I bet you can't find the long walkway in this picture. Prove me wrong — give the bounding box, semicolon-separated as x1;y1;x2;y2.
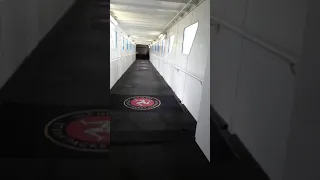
111;59;197;144
0;0;269;179
110;60;270;179
110;59;211;179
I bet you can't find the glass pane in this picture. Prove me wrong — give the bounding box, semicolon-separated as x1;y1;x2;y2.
169;35;175;53
122;36;124;49
182;22;198;55
162;39;166;52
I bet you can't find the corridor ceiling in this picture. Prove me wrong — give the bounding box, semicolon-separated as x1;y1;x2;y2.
110;0;201;45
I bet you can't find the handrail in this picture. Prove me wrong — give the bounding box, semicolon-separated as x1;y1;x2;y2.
110;54;135;62
211;16;300;67
151;54;204;84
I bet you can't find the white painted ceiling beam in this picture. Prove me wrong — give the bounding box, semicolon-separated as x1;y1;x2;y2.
111;11;175;19
110;2;181;12
119;22;164;28
156;0;197;5
117;20;168;25
110;7;178;15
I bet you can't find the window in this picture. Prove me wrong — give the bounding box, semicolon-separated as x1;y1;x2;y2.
115;32;117;48
162;39;166;52
126;39;128;50
121;36;124;50
110;22;117;49
182;22;198;55
168;35;174;53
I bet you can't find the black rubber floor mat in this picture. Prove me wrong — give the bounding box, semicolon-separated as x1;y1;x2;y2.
111;111;196;132
110;95;183;112
111;87;175;96
112;131;195;145
111;141;210;180
111;110;196;144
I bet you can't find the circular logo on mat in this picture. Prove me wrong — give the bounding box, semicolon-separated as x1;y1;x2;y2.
124;96;161;110
44;110;110;152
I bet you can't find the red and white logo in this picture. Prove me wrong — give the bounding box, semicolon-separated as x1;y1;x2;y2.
124;96;161;110
45;110;110;152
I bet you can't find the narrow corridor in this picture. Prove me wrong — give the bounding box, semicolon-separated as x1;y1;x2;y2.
0;0;270;179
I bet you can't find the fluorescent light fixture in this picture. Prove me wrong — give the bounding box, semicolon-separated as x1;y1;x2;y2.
110;15;118;26
158;34;164;39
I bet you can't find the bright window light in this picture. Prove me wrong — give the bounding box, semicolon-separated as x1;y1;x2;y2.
182;22;198;55
121;36;124;50
115;32;117;48
168;35;175;53
162;39;166;52
110;22;117;49
126;39;128;50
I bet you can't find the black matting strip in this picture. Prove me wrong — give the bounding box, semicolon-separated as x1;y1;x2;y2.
110;111;197;134
111;140;210;180
111;60;173;96
111;130;195;145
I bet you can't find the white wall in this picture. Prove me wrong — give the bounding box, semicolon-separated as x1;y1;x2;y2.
150;0;210;160
0;0;75;89
210;0;308;180
195;55;210;161
110;24;136;89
